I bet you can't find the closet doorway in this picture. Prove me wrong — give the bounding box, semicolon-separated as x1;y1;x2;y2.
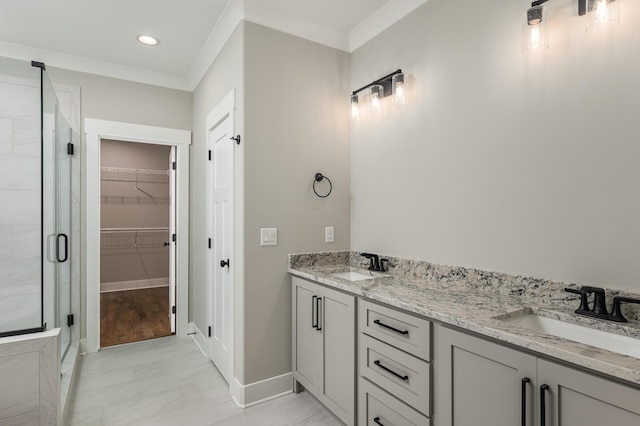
99;140;176;346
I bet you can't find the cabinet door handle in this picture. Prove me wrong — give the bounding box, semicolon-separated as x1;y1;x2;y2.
316;297;322;331
540;384;550;426
373;360;409;381
311;295;317;329
373;319;409;335
521;377;531;426
373;417;384;426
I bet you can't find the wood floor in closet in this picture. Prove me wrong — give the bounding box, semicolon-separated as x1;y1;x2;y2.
100;287;172;347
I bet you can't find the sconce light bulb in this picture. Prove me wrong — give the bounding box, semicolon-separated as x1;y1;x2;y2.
370;85;384;114
596;0;608;21
587;0;620;32
531;25;541;46
371;96;382;113
351;96;360;121
392;73;406;105
523;5;548;52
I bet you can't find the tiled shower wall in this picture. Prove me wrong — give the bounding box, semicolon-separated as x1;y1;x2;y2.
0;75;41;333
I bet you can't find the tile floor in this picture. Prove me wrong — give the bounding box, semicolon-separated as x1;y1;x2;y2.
66;336;342;425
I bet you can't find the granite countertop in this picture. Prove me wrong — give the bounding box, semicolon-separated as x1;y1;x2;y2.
288;252;640;387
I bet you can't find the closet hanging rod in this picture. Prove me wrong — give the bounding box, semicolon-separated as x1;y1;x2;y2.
100;166;169;176
101;227;169;233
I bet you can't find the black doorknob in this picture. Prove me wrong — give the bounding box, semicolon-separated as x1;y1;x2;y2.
220;259;230;268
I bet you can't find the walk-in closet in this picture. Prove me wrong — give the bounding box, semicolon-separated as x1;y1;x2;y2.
100;139;175;346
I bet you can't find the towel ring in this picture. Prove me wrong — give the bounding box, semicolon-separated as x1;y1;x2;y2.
313;173;332;198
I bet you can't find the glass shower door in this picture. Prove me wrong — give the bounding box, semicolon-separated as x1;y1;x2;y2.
55;106;72;358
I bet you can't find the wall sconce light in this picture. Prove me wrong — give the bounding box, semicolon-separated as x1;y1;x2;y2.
350;69;404;120
584;0;620;32
351;94;360;121
392;73;406;105
524;1;549;52
370;85;384;114
523;0;620;53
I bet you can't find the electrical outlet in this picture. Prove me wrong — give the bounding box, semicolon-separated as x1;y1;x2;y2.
325;226;334;243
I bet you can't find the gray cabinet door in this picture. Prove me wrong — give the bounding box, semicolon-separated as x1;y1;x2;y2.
318;284;356;426
437;326;537;426
292;277;321;394
538;359;640;426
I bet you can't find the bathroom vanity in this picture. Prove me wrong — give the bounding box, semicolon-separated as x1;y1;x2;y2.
289;251;640;426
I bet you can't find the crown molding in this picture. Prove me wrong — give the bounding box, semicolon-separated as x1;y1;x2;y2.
0;41;190;91
187;0;245;91
0;0;430;91
349;0;430;52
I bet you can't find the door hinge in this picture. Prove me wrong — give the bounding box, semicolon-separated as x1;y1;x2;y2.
171;306;176;314
208;238;211;249
208;150;212;161
208;326;212;337
67;314;74;327
172;233;177;243
172;161;176;170
67;143;74;155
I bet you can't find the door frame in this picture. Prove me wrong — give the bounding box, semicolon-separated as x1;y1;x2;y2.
205;89;235;383
84;118;191;353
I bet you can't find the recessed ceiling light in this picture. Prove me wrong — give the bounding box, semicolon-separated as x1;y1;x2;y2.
137;35;159;46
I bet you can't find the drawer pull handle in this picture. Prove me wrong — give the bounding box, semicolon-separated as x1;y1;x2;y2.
521;377;531;426
373;319;409;335
540;384;549;426
373;417;384;426
374;360;409;381
312;295;317;329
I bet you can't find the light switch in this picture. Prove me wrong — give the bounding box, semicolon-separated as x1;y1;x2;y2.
325;226;334;243
260;228;277;246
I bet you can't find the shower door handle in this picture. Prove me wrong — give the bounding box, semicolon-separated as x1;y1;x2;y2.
57;233;69;263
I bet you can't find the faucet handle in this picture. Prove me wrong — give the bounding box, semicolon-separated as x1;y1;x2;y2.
360;253;376;270
580;286;608;315
380;259;389;272
610;296;640;323
565;287;591;313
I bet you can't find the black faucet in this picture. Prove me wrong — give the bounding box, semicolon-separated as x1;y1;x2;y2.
564;286;609;319
610;296;640;322
565;287;640;322
361;253;387;272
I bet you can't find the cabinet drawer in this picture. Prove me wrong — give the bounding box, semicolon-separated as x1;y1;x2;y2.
359;378;430;426
360;334;431;416
359;299;430;361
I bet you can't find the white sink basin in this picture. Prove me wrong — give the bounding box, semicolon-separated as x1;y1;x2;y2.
331;271;383;281
501;313;640;359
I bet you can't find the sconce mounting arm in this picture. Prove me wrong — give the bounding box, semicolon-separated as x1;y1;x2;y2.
352;69;403;97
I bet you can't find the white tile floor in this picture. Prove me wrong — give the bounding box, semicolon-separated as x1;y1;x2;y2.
66;336;343;425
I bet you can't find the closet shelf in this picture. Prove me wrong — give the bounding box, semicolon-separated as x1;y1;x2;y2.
100;167;169;184
101;227;170;251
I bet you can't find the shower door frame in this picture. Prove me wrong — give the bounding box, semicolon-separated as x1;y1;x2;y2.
84;119;191;353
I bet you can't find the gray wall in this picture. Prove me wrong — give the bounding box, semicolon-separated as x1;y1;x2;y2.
243;23;350;383
47;68;192;130
191;22;246;378
351;0;640;290
191;21;351;386
100;140;171;286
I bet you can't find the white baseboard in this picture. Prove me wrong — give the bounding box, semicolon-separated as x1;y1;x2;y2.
230;372;293;408
188;322;209;358
100;278;169;293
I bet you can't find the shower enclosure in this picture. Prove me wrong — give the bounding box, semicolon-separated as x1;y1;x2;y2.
0;56;76;361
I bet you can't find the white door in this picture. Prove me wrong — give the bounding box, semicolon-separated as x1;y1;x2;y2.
206;92;235;385
169;147;177;333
